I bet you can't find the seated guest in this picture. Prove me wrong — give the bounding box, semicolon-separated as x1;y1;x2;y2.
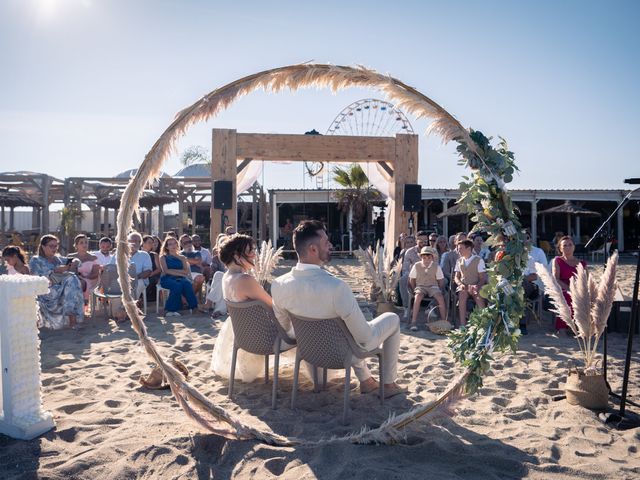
440;232;466;289
453;239;487;325
179;234;205;297
200;234;229;316
69;234;100;303
400;231;428;319
552;236;586;333
109;232;152;301
271;220;405;398
435;235;449;257
142;235;162;302
471;233;491;262
392;233;406;263
2;245;30;274
192;234;213;282
519;230;548;335
159;236;198;317
29;234;84;329
408;246;447;331
93;237;113;266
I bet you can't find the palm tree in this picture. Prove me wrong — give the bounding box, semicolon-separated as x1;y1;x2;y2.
180;145;210;166
333;164;380;249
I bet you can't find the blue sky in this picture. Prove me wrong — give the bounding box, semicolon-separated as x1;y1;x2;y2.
1;0;638;191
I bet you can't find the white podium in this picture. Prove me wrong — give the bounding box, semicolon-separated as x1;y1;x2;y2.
0;275;55;440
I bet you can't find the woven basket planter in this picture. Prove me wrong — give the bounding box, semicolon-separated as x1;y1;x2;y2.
565;368;608;410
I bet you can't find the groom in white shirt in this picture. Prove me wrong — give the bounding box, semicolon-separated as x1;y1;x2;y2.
271;220;405;398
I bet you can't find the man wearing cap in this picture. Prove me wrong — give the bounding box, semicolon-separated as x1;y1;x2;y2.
400;230;429;319
408;246;447;331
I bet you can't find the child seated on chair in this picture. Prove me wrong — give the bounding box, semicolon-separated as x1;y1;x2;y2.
453;239;487;326
408;246;447;331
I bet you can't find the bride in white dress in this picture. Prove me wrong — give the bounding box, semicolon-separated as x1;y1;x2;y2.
210;234;295;382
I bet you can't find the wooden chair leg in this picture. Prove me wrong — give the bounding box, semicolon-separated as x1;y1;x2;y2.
229;345;238;398
342;365;351;425
378;353;385;405
264;355;269;384
291;351;301;409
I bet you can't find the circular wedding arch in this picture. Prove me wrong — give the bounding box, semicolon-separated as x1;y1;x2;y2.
115;64;526;445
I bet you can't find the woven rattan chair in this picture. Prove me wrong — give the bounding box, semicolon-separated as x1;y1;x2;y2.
288;312;384;425
226;299;296;409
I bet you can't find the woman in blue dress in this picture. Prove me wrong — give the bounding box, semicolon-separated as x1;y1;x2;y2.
159;236;198;317
29;234;85;329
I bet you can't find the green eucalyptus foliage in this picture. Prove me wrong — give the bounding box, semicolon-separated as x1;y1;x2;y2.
448;130;528;394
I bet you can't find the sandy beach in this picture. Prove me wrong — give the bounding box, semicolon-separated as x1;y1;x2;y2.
1;259;639;479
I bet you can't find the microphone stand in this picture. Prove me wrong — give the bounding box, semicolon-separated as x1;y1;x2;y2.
587;186;640;428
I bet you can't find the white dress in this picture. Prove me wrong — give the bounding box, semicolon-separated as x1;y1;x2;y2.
210;271;295;382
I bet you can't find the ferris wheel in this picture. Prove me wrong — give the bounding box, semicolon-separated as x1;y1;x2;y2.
305;99;414;187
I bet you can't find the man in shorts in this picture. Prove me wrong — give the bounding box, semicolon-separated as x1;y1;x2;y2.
408;246;446;331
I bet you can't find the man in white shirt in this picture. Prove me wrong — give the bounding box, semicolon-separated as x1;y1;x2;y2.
271;220;405;398
520;230;548;334
192;234;213;281
109;232;152;299
93;237;113;266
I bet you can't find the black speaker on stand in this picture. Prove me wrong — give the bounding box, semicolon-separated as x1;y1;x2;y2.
403;184;422;235
586;177;640;430
214;180;233;233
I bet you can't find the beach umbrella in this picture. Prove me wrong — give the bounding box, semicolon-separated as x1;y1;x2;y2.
538;201;601;235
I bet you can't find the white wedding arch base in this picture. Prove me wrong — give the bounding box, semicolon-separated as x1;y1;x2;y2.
0;276;55;440
116;64;523;445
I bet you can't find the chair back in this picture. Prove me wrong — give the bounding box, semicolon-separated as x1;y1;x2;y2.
225;299;292;355
288;313;356;369
99;263;136;296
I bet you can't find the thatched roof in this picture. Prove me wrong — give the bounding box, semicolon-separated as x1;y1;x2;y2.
0;191;41;207
538;201;601;216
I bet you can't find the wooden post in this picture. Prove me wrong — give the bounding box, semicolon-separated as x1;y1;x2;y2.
391;134;419;247
158;204;164;236
210;129;237;241
530;200;538;246
251;184;258;240
103;207;109;236
41;176;50;234
92;206;100;235
191;193;197;235
259;187;267;243
177;187;184;235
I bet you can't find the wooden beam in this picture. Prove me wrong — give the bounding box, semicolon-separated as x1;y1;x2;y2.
236;133;396;163
237;158;252;174
377;161;394;179
390;134;419;246
211;129;237;241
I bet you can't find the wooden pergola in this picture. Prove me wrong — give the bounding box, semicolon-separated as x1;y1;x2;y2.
210;129;419;245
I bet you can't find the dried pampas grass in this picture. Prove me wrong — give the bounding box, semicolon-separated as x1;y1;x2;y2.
252;240;284;287
116;64;477;444
537;252;618;374
354;241;401;303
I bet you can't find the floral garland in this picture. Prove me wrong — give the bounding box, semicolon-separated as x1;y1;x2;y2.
448;130;528;394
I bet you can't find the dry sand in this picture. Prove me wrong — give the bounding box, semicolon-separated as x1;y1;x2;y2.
1;259;639;479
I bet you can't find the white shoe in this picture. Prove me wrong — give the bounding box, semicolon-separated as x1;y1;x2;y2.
166;311;181;317
403;308;409;319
